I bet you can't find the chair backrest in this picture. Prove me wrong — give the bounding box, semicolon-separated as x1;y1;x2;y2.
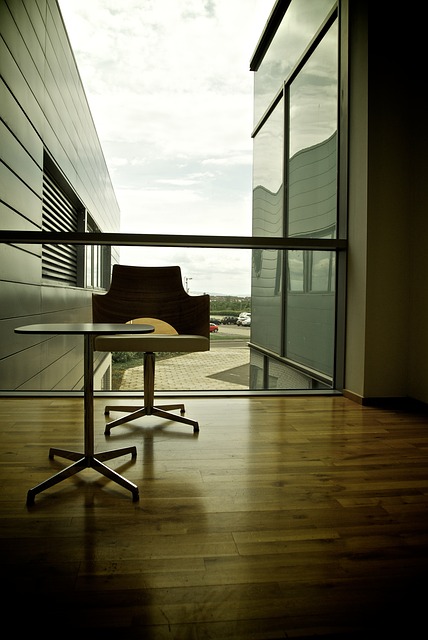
92;265;210;339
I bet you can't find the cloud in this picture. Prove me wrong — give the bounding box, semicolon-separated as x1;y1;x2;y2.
117;183;252;236
203;154;253;167
119;245;252;296
58;0;273;294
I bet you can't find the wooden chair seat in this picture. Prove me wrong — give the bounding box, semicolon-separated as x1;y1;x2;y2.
95;333;209;353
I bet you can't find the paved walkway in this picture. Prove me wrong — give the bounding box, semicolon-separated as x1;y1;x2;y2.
121;347;250;391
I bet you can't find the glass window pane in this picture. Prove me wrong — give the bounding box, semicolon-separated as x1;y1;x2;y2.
253;99;284;238
251;98;284;355
251;249;283;353
286;250;336;376
288;21;338;239
288;250;304;292
254;0;336;125
311;250;333;292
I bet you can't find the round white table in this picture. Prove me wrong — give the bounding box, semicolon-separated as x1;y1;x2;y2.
15;323;154;505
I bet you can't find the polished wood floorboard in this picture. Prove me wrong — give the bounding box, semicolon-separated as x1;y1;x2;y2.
1;395;428;638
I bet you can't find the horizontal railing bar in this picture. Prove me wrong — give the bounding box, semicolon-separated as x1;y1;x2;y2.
1;231;347;250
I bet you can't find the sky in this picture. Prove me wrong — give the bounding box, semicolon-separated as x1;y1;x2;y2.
58;0;274;295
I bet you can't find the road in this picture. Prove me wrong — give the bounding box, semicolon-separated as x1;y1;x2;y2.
210;324;250;348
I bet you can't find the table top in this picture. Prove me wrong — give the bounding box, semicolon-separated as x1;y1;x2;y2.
15;323;155;335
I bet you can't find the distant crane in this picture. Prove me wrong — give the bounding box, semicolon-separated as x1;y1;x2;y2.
185;276;192;293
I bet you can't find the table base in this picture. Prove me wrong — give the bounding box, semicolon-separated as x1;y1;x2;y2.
26;446;139;505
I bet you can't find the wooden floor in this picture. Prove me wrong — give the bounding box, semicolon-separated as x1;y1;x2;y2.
1;394;428;639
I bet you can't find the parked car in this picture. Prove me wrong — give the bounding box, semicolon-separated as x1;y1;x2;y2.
210;323;219;333
236;312;251;326
221;316;237;325
210;318;220;325
241;317;251;327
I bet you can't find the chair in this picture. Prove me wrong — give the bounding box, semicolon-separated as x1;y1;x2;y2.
92;265;210;435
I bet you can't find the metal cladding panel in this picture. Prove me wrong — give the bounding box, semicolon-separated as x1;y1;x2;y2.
0;0;118;390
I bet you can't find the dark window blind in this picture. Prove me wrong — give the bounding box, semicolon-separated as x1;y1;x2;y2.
42;170;79;284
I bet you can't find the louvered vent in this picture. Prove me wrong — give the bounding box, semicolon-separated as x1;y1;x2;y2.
42;170;79;284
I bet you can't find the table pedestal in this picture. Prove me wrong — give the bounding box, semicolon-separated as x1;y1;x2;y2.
26;332;139;505
26;446;139;505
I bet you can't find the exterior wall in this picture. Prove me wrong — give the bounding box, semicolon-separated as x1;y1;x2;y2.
342;0;369;400
344;0;428;404
407;103;428;402
0;0;119;390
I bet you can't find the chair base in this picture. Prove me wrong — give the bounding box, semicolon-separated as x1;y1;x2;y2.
104;404;199;435
104;351;200;435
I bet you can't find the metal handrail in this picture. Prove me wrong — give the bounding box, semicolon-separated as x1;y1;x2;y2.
1;231;347;250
